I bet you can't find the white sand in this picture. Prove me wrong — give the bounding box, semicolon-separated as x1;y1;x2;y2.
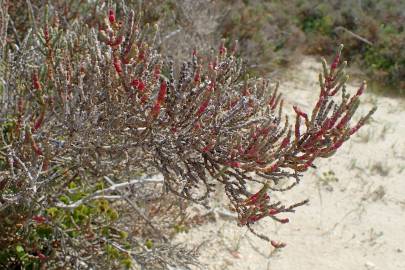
175;57;405;270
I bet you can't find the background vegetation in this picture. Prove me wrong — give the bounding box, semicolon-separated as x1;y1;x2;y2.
218;0;405;95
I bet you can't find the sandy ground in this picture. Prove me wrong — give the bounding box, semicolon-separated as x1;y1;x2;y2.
175;57;405;270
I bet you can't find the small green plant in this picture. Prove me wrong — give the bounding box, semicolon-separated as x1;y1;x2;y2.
318;170;339;191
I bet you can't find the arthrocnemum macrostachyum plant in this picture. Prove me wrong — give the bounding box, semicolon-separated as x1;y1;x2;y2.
0;4;376;269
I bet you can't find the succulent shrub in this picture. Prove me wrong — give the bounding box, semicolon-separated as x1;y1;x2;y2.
0;2;375;269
